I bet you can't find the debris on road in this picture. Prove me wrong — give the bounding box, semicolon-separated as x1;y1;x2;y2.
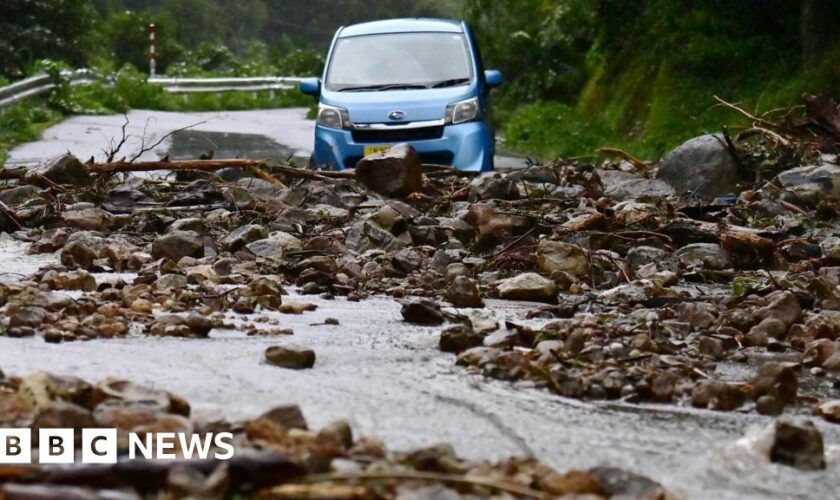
0;370;670;499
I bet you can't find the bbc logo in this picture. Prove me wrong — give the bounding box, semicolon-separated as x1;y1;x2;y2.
0;429;117;464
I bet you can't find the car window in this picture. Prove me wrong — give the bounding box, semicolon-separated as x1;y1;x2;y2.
326;32;473;91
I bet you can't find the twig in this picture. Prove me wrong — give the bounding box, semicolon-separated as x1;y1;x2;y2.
88;159;269;174
302;471;547;499
105;113;131;163
247;163;287;188
713;95;778;128
128;118;212;163
597;147;648;170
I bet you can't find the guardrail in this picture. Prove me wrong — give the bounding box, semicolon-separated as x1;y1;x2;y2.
0;69;99;109
148;76;303;93
0;71;303;110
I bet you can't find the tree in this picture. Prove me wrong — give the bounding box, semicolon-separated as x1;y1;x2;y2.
0;0;96;78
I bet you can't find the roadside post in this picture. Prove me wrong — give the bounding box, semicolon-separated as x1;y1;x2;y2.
148;23;157;78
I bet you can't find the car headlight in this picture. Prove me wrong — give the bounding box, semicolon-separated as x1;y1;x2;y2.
445;97;479;125
317;104;350;129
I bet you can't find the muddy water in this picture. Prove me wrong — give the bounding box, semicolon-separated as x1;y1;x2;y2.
3;112;840;499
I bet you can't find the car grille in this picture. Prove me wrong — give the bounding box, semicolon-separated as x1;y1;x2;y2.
351;125;444;143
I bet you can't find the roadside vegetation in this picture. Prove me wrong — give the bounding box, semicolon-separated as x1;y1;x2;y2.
5;1;838;165
465;0;840;160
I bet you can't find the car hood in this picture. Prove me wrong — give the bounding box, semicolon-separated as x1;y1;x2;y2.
320;86;474;124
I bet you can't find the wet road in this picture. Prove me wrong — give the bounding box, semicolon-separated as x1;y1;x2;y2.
3;111;839;499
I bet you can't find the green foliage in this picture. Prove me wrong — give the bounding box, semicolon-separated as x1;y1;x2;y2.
0;0;97;79
0;100;62;166
504;102;613;159
467;0;840;161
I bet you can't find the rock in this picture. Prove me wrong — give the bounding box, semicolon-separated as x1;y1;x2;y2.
0;185;42;205
777;163;840;204
691;379;745;411
536;240;588;278
468;172;520;201
222;224;268;252
154;273;188;291
354;143;422;197
497;273;557;303
625;246;674;276
31;401;95;435
400;300;445;325
588;466;666;499
258;404;308;430
756;291;802;328
769;417;825;470
446;276;483;308
24;154;89;187
62;207;114;232
60;241;98;270
656;134;741;199
184;313;214;337
235;177;301;205
676;243;732;270
540;470;606;496
749;362;799;412
747;318;787;345
816;400;840;423
246;232;302;258
58;270;96;291
264;345;316;369
439;325;484;353
167;218;206;234
9;306;46;328
464;203;530;245
151;231;203;262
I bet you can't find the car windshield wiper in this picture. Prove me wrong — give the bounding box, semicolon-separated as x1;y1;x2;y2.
429;78;471;88
338;83;429;92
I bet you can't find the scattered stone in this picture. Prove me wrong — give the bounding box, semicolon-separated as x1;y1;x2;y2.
264;346;316;369
536;240;589;278
400;300;445;325
446;276;483;308
151;231;204;262
769;417;825;470
24;153;89;187
497;273;557;303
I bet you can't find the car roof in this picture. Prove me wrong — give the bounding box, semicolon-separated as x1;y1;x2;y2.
338;18;463;38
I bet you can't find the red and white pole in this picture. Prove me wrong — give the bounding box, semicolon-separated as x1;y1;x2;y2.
148;23;157;78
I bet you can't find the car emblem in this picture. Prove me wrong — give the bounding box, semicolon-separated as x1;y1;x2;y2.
388;110;406;120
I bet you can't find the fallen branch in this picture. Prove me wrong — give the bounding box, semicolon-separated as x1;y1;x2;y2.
266;164;353;181
88;159;270;174
597;147;648;170
713;95;778;128
247;163;288;188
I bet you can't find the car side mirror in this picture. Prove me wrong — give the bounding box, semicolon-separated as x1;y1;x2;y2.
484;70;502;89
299;78;321;96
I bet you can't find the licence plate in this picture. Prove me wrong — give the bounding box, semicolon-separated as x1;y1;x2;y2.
363;145;392;156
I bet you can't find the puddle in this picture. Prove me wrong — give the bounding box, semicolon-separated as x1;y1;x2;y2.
166;130;296;163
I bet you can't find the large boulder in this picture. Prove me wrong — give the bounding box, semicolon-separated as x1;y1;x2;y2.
24;154;90;187
151;231;204;262
355;143;422;197
656;134;740;199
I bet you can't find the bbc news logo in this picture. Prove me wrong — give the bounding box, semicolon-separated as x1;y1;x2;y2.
0;429;234;464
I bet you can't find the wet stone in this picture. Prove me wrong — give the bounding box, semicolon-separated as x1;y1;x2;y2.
264;345;316;370
769;417;825;470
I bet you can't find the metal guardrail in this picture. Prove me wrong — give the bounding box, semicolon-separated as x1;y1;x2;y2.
0;71;303;109
148;76;303;93
0;69;99;109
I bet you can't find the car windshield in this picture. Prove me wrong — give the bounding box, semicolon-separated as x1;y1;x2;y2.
326;32;473;91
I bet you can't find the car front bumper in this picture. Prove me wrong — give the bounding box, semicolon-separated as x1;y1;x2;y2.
312;120;494;172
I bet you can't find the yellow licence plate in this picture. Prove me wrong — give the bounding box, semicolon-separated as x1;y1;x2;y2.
363;145;392;156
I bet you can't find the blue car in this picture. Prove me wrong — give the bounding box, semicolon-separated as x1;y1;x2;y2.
299;18;502;172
